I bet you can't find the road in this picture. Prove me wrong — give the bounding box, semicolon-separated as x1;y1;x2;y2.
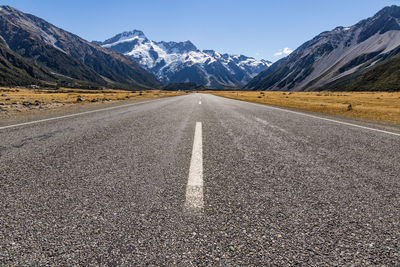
1;93;399;265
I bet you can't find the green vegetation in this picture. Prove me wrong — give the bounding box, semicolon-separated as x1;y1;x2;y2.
0;43;54;85
336;53;400;91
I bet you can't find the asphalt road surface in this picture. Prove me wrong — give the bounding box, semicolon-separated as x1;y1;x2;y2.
1;93;399;266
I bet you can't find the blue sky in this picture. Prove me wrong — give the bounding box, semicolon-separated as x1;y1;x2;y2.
2;0;400;61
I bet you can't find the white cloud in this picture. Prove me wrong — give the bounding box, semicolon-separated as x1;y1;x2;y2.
283;47;293;54
274;47;293;57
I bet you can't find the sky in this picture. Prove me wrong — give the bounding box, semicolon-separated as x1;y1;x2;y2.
2;0;400;61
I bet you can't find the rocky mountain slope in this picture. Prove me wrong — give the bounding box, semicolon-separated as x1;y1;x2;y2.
323;45;400;91
0;6;161;89
246;5;400;91
95;30;271;89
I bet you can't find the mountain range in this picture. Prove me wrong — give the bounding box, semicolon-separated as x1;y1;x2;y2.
246;5;400;91
1;5;400;91
0;5;160;89
94;31;271;89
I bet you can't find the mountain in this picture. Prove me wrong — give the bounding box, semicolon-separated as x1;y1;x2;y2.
95;30;271;89
246;5;400;91
0;6;161;89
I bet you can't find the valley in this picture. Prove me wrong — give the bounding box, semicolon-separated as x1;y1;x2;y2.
1;2;400;266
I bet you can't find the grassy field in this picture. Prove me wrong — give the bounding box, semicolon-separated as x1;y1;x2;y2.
0;88;186;117
0;88;185;104
206;91;400;125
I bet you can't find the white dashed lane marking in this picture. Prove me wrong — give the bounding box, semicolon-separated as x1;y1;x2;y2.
184;122;204;215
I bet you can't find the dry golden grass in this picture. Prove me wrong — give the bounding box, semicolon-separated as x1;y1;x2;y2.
0;88;186;119
0;87;185;104
206;91;400;125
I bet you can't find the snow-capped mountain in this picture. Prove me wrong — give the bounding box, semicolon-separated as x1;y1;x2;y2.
95;30;272;89
246;5;400;91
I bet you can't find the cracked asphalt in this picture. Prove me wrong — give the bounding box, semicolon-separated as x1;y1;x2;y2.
1;93;399;266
